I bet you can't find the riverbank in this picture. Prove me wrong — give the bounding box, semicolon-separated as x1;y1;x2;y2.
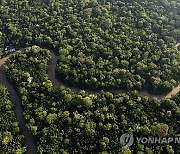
0;53;37;154
48;51;179;99
0;46;179;153
1;48;179;101
175;42;180;51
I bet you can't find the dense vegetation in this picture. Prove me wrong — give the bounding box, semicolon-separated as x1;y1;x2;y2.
4;46;180;153
0;84;26;154
0;0;179;93
55;0;180;93
0;0;180;153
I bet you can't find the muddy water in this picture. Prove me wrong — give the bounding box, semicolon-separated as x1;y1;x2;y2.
0;55;37;154
48;52;179;99
175;43;180;49
48;52;97;94
0;47;179;154
0;55;11;66
165;84;180;99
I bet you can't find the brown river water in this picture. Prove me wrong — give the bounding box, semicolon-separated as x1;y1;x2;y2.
0;56;37;154
0;45;179;154
48;52;179;99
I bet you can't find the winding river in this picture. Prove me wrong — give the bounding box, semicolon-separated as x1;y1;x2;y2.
0;55;37;154
48;51;180;99
175;43;180;50
0;44;179;154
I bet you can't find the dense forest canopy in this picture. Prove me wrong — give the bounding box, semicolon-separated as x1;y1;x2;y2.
0;0;179;93
4;46;180;153
0;0;179;153
0;84;26;153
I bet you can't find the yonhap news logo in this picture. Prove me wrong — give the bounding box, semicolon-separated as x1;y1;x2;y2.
120;133;180;147
120;133;134;147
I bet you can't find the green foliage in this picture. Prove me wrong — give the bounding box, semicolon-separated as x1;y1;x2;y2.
0;84;26;153
4;47;180;153
0;0;179;153
0;0;179;93
155;123;169;137
120;146;132;154
52;0;180;93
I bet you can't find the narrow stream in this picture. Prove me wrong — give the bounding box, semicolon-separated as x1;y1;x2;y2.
0;57;37;154
48;52;180;99
175;43;180;49
0;45;179;154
